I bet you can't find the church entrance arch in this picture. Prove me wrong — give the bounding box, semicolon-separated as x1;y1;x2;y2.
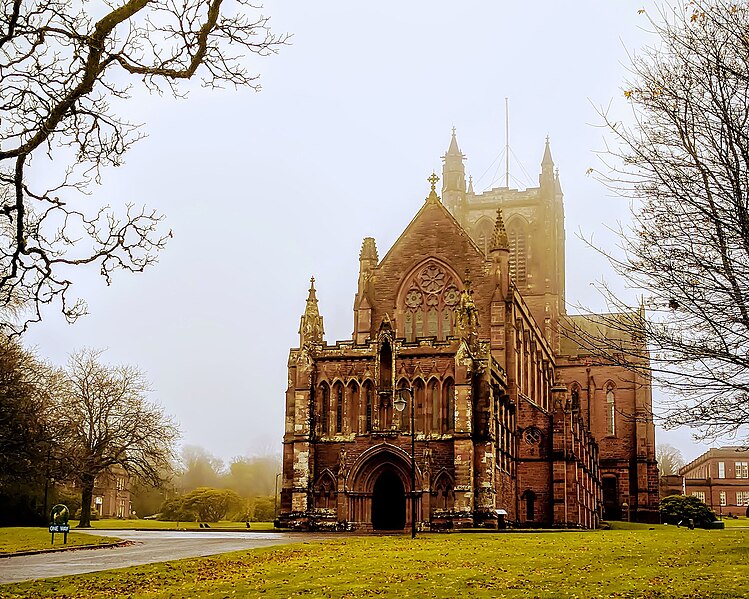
347;443;421;531
372;469;406;530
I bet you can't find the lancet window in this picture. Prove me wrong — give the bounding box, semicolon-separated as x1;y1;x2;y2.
606;382;616;436
507;219;528;287
474;218;494;256
320;382;330;435
400;261;461;342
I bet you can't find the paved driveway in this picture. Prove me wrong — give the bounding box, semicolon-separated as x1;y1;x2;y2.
0;529;327;585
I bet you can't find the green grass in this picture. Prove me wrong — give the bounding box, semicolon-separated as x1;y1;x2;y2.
720;515;749;528
0;527;119;555
71;519;276;530
3;527;748;598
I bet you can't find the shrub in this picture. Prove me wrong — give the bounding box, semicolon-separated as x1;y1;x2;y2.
659;494;716;527
158;487;241;522
73;508;99;521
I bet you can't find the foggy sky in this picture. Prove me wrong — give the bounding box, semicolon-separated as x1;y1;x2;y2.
24;1;721;464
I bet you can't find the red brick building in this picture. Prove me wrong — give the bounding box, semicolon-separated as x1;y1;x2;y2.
280;133;659;530
678;447;749;517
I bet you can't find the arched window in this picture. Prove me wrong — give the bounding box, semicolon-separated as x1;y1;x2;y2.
473;218;494;256
320;383;330;435
400;260;461;342
429;379;440;433
443;378;455;432
315;472;336;509
433;473;454;510
334;382;344;434
413;379;425;433
364;382;373;433
348;382;359;434
507;219;528;287
606;383;616;436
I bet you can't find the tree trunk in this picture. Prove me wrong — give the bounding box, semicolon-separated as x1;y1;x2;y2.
78;477;95;528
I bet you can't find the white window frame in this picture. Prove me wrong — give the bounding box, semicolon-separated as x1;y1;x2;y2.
735;461;748;479
718;462;725;479
719;491;727;506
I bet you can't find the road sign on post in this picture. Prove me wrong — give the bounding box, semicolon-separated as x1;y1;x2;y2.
49;504;70;545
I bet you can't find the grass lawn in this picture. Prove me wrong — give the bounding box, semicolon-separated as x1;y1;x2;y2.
720;516;749;528
3;526;748;598
0;527;119;555
72;519;276;531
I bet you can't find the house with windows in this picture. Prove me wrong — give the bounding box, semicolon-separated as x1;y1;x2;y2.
678;447;749;516
279;131;659;531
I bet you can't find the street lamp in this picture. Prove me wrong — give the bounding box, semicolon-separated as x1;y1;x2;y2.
274;472;282;519
393;387;417;539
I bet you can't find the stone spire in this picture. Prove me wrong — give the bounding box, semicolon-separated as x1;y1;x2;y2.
540;136;555;189
446;126;462;156
467;174;474;194
490;208;509;251
299;276;324;346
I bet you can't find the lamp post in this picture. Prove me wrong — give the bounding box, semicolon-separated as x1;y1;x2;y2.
274;472;282;519
393;387;417;539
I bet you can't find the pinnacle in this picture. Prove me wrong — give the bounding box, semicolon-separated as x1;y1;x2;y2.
490;208;509;251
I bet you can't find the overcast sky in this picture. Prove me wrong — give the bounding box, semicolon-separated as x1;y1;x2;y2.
24;1;725;465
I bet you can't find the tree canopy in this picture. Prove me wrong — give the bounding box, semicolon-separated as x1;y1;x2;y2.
575;0;749;440
0;0;286;333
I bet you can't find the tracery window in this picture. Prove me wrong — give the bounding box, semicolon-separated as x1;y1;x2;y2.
401;261;461;342
433;473;454;510
606;383;616;436
507;219;528;287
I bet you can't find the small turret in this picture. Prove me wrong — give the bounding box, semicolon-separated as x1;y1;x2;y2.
299;277;324;346
442;127;467;214
354;238;378;344
539;136;555;190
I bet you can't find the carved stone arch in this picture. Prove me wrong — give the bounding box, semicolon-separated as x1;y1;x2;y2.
432;469;455;510
314;468;337;509
347;379;360;434
604;380;616;436
426;376;441;433
346;443;423;493
473;216;495;256
396;258;464;342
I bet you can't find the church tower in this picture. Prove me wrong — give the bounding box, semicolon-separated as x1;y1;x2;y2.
441;128;466;216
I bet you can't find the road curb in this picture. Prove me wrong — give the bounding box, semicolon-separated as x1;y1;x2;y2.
0;540;131;559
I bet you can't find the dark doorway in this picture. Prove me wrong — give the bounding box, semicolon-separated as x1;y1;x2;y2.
602;476;621;520
372;470;406;530
524;491;536;521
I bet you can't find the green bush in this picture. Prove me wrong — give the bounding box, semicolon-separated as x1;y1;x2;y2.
158;487;241;522
659;494;716;527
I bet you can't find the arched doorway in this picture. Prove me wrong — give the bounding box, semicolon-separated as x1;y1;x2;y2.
372;470;406;530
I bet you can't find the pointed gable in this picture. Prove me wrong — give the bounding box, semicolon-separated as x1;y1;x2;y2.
369;179;496;340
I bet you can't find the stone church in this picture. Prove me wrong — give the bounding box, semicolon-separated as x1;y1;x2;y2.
279;131;659;530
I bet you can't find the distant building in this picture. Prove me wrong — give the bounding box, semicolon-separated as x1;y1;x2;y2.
679;447;749;516
61;465;132;518
280;131;659;531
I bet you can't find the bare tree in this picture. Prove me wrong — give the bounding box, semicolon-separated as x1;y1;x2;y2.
575;0;749;440
656;444;686;476
56;348;179;527
0;0;287;333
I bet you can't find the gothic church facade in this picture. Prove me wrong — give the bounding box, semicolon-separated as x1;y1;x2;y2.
280;132;659;530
